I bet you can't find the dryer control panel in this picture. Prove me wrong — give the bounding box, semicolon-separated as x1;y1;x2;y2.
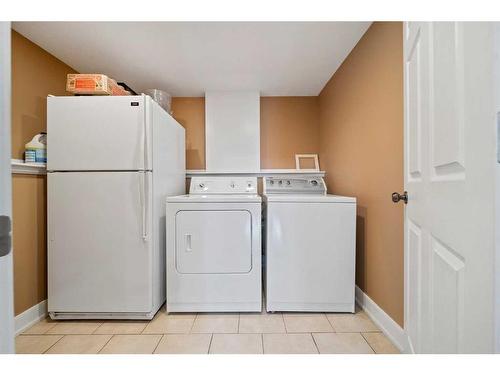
190;176;258;195
263;176;326;195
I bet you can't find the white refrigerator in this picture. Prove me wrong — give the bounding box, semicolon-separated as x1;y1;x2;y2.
47;94;185;320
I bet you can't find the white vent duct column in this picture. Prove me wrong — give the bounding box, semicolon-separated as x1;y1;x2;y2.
205;91;260;172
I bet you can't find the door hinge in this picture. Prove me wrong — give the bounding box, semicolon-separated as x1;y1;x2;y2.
497;112;500;163
0;215;12;257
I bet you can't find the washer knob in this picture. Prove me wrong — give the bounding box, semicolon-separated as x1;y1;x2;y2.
310;180;318;186
286;180;291;185
199;183;205;189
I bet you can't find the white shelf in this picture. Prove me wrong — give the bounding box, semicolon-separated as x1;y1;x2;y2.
186;169;325;177
10;162;324;178
11;159;47;175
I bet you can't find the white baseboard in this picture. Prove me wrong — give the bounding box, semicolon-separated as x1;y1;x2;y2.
355;286;410;353
14;300;47;336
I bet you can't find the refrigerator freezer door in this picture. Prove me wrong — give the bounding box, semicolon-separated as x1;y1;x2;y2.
47;96;152;171
48;171;153;313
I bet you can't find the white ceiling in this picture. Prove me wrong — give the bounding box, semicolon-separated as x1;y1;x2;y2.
13;22;371;97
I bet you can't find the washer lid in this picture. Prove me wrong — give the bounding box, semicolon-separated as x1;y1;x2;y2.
167;194;262;203
264;194;356;203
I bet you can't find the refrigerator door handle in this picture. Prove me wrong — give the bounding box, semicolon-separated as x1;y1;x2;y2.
143;94;149;170
139;172;148;242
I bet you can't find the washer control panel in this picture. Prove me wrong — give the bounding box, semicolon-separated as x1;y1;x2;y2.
263;176;326;195
190;176;257;195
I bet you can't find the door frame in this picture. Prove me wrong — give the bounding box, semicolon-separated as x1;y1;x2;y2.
0;22;15;354
494;22;500;354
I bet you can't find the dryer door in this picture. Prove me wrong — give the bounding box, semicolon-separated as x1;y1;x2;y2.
175;210;252;274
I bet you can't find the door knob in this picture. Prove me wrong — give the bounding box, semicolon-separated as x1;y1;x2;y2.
392;191;408;204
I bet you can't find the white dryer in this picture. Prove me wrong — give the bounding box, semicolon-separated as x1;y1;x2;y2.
263;175;356;313
166;176;261;312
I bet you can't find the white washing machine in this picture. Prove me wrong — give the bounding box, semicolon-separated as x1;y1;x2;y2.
166;176;261;312
263;175;356;313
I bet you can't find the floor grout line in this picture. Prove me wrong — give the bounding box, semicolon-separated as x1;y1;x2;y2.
44;323;59;335
326;315;336;332
139;323;148;335
41;334;65;354
97;334;115;354
310;332;320;354
188;315;196;334
151;334;164;354
207;333;213;354
90;322;103;335
360;332;377;354
139;311;158;335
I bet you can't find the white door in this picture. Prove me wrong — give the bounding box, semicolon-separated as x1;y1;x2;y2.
0;22;15;354
48;171;153;313
175;210;252;274
403;22;496;353
47;95;152;171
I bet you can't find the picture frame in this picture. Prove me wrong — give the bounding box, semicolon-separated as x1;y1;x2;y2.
295;154;320;171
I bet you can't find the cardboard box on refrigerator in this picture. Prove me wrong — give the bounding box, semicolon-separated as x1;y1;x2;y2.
66;74;129;96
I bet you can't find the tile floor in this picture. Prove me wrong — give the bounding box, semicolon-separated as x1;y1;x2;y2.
16;305;400;354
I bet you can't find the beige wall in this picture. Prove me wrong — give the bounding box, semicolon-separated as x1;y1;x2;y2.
172;96;320;170
11;30;77;315
171;97;206;170
11;31;77;159
260;97;319;169
12;175;47;316
318;22;404;326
